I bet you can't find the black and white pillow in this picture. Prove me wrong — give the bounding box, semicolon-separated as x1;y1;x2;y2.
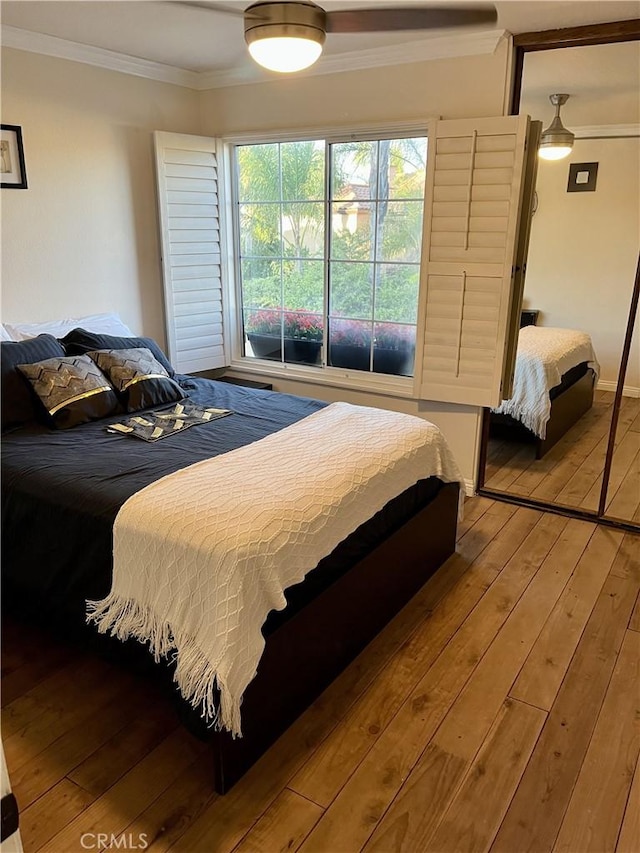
61;329;176;377
17;354;120;429
1;334;67;431
87;348;185;413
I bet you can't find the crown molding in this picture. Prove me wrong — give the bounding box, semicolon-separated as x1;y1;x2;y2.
2;24;505;91
574;123;640;138
1;26;200;88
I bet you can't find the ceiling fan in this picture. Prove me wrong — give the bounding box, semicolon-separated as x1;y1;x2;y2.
175;1;498;73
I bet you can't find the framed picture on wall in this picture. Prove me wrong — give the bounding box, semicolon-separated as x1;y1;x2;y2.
567;161;598;193
1;124;28;189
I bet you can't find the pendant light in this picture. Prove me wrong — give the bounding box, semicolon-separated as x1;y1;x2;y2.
538;94;575;161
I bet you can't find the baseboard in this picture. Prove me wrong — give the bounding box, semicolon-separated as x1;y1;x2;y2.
464;478;475;497
596;381;640;398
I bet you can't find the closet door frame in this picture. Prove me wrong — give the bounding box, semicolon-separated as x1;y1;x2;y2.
477;18;640;534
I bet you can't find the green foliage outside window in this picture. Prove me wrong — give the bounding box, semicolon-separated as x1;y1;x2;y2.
236;135;427;371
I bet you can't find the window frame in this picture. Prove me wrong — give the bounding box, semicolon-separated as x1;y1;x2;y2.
221;120;433;399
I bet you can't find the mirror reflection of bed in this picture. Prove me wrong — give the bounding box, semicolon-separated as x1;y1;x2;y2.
480;37;640;524
484;314;637;514
486;349;640;520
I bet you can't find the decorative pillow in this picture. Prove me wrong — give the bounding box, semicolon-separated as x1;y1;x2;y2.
87;348;185;413
1;334;67;431
5;312;133;342
61;329;175;377
16;355;120;429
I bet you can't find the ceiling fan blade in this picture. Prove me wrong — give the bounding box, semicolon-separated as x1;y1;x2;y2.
325;5;497;34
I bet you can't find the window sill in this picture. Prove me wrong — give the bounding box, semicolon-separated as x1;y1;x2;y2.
227;357;417;400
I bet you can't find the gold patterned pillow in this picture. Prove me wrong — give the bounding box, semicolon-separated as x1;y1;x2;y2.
87;348;184;413
17;354;120;429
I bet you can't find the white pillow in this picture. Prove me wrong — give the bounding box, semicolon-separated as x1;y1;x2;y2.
0;325;13;341
5;312;134;342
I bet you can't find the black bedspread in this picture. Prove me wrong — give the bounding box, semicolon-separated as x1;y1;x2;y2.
2;378;325;616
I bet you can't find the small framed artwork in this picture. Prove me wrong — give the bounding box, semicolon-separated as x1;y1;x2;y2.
1;124;28;189
567;162;598;193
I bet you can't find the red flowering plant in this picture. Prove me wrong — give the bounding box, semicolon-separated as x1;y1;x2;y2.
247;312;413;349
329;318;373;347
246;309;323;341
284;311;323;340
330;319;415;350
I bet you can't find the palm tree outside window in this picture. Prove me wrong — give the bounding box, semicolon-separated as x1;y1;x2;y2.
235;134;427;376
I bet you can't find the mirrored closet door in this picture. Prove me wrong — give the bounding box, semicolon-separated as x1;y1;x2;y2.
599;265;640;525
478;21;640;532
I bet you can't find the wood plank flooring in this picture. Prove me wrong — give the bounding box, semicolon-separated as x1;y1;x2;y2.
485;390;640;522
2;498;639;853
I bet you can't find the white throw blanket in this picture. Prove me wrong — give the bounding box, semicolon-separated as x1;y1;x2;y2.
87;402;464;736
492;326;599;439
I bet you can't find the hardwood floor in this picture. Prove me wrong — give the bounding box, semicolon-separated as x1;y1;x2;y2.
2;498;639;853
484;391;640;522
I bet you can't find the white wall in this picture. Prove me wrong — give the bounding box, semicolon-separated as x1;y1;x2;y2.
0;48;202;346
198;42;510;135
523;136;640;390
520;41;640;128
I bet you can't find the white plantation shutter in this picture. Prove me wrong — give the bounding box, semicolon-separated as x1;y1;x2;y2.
154;132;228;374
414;115;535;407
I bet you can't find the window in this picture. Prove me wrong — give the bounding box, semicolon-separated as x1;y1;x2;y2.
234;133;427;378
155;116;533;403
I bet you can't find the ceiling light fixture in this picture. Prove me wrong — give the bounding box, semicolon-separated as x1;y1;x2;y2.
538;93;575;161
177;1;498;75
244;1;326;73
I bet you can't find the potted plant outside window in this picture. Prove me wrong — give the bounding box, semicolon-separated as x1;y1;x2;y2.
245;309;323;365
246;311;415;375
327;319;372;372
328;319;416;376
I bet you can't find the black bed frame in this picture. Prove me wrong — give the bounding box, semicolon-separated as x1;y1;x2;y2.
490;365;596;459
534;368;596;458
193;480;459;793
489;311;597;459
4;479;459;795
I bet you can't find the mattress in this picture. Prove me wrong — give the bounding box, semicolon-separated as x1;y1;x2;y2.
1;378;449;632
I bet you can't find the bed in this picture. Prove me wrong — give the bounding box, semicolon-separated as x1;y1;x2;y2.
490;324;599;459
1;328;463;793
